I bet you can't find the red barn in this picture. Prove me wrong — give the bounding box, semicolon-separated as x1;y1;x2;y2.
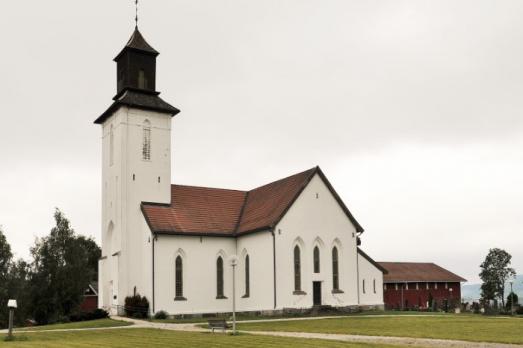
79;282;98;312
378;262;466;311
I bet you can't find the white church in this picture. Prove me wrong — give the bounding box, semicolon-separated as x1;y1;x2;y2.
97;27;385;316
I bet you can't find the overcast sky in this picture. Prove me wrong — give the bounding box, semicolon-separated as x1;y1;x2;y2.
1;0;522;283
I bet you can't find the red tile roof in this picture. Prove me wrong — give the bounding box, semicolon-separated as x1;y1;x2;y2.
378;262;467;283
142;166;363;236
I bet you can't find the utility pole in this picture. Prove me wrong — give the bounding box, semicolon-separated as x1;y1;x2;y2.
509;281;514;316
229;255;238;335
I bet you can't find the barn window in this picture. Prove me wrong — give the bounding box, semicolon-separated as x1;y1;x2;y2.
294;245;301;292
313;246;320;273
384;284;387;290
373;279;376;293
416;283;419;290
363;279;366;294
174;256;184;300
395;283;398;291
244;254;250;297
109;124;114;166
445;282;448;289
426;282;429;290
216;256;225;299
435;283;438;290
142;120;151;161
332;247;339;291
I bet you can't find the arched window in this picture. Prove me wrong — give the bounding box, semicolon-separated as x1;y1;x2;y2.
313;246;320;273
142;120;151;161
363;279;366;294
216;256;225;298
294;245;301;291
373;279;376;293
332;247;339;291
175;256;184;299
244;254;250;297
109;124;114;166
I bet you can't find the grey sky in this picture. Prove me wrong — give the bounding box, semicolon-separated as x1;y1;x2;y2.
0;0;522;283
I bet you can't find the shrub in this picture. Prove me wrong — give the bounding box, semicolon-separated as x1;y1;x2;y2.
69;308;109;322
124;294;149;318
154;310;168;320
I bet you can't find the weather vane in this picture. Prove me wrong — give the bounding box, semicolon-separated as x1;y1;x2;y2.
135;0;139;28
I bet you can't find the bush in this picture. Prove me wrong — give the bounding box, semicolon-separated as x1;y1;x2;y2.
124;294;149;318
69;308;109;322
154;310;168;320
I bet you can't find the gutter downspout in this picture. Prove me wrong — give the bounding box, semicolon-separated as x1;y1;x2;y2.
152;234;156;313
272;228;277;309
356;249;360;305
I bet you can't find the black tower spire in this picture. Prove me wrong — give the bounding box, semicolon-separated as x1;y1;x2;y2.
95;28;179;124
114;28;159;96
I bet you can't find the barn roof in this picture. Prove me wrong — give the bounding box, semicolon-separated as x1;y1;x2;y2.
141;166;363;236
378;262;466;283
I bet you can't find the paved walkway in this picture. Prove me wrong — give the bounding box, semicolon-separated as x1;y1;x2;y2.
2;315;521;348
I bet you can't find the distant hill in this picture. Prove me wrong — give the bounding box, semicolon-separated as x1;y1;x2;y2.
462;274;523;302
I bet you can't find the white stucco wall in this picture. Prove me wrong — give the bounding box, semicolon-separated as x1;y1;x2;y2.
236;232;275;312
99;106;172;312
358;252;384;306
274;173;360;309
152;231;275;314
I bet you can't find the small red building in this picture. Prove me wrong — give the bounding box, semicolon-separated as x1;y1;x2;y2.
378;262;466;310
79;282;98;312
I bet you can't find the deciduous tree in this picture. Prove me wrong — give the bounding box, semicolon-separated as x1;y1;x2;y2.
479;248;516;308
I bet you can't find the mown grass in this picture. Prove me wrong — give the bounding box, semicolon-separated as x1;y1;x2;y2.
14;319;131;332
238;314;523;344
0;328;398;347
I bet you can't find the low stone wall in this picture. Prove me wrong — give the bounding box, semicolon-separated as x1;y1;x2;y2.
167;304;384;319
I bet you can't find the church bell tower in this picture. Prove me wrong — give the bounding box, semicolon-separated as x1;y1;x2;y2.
96;27;179;313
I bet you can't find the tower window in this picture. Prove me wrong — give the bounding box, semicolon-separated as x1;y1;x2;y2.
142;120;151;161
138;69;148;89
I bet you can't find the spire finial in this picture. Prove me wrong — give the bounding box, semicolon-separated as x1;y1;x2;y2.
135;0;139;29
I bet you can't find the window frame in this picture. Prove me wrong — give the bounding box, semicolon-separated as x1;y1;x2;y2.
174;255;186;301
216;256;226;299
313;246;320;273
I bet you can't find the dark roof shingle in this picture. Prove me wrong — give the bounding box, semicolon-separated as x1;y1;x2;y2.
378;262;467;283
142;167;363;236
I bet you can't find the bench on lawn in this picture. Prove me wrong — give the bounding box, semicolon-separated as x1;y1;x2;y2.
207;319;232;333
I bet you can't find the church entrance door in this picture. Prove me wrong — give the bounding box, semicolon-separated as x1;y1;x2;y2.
313;281;322;306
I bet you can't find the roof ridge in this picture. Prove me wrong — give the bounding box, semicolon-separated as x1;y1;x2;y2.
247;166;317;193
171;183;247;193
233;191;250;234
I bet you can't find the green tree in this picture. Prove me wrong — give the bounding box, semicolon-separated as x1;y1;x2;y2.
479;248;516;308
0;226;13;328
506;292;519;310
7;259;30;326
29;209;101;324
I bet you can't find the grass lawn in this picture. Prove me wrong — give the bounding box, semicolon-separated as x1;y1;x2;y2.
0;328;398;347
238;314;523;345
14;319;131;332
